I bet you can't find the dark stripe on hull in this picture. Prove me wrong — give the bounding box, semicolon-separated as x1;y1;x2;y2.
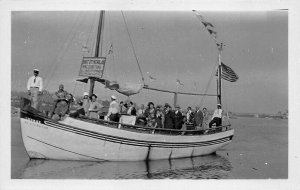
44;120;233;148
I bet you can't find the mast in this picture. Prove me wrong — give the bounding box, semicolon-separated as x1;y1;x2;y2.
217;43;223;105
89;10;105;97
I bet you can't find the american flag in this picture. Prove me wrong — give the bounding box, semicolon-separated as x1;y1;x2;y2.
217;62;239;82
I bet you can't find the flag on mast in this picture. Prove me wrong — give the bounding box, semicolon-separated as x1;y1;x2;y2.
216;62;239;82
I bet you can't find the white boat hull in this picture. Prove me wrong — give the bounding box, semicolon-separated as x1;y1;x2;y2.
20;111;234;161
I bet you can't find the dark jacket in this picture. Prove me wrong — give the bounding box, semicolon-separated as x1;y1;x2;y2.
164;110;175;129
194;110;204;126
174;110;183;129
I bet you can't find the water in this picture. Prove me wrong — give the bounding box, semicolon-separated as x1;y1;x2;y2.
11;116;288;179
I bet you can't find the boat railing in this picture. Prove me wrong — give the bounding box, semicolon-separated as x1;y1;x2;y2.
77;116;232;136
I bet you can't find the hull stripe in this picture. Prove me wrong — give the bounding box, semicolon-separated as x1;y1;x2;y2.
27;136;105;161
43;120;232;148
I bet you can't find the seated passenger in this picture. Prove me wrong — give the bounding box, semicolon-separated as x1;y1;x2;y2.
69;100;85;118
51;84;69;118
88;94;102;119
119;101;127;114
136;104;146;125
155;105;164;128
145;102;156;127
127;101;136;116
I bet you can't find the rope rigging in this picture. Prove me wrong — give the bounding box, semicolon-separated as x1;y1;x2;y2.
199;63;219;107
44;12;86;90
121;11;146;86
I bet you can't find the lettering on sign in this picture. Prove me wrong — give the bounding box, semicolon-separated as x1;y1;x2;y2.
79;57;106;78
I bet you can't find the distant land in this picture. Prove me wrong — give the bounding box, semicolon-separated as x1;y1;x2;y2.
11;90;288;120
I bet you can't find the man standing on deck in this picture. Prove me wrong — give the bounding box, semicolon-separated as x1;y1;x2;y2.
107;95;120;122
174;106;183;129
209;104;223;128
194;106;204;128
27;69;43;109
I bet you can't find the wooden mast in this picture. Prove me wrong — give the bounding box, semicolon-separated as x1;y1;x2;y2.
89;10;105;97
217;43;223;105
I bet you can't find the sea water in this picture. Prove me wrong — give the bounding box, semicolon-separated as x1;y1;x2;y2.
11;117;288;179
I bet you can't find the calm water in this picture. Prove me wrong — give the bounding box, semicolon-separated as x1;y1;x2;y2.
11;117;288;179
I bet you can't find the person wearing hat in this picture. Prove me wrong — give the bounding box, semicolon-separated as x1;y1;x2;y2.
209;104;223;128
174;105;183;129
27;69;43;109
82;92;90;115
51;84;70;118
107;95;120;122
88;94;102;119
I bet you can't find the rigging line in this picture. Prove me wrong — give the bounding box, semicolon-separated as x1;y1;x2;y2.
121;11;145;85
84;11;98;57
43;12;81;88
44;12;85;89
199;62;218;107
51;13;88;88
107;11;116;79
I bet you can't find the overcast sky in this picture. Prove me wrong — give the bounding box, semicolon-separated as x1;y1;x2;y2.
11;11;287;114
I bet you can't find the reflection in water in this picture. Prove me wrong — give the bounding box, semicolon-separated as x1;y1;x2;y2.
19;154;232;179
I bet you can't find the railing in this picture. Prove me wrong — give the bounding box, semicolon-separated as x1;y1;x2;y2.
78;116;232;136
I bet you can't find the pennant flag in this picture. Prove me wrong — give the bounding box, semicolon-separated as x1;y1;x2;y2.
193;10;217;40
216;63;239;82
176;79;184;86
202;21;214;28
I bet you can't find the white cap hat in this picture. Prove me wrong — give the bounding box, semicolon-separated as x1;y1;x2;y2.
33;69;39;72
83;92;89;96
111;95;116;100
217;104;222;106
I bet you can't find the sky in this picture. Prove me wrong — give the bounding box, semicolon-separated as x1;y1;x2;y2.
11;11;288;114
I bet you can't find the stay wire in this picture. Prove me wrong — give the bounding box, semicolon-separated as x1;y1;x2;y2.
199;62;218;108
44;12;85;89
121;11;145;86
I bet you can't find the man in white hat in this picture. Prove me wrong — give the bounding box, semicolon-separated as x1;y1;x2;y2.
82;92;90;115
27;69;43;109
106;95;120;122
209;104;223;128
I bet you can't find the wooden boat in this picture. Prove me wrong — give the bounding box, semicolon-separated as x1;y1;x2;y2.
20;11;236;161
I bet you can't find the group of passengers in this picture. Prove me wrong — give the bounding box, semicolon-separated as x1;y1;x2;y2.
48;84;224;129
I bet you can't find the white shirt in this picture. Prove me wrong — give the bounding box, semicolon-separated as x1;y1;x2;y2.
186;110;192;121
137;108;145;116
107;100;120;115
127;106;133;115
27;76;43;91
212;108;223;119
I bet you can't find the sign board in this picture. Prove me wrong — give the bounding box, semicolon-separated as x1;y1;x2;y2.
79;57;106;78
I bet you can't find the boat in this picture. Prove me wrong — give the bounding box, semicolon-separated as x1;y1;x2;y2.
20;11;236;161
